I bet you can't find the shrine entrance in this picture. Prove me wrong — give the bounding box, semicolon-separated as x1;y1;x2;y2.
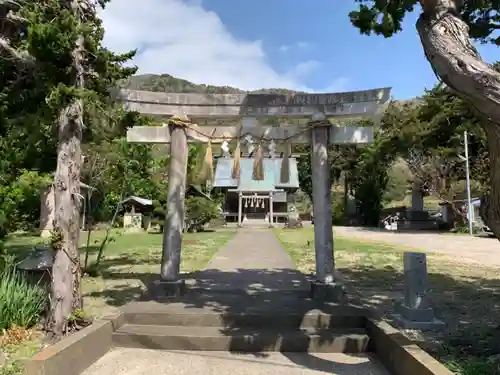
121;87;391;297
240;193;269;220
227;191;270;221
213;157;298;225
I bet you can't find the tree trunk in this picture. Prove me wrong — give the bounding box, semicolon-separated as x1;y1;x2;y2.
481;123;500;232
416;0;500;238
47;5;85;338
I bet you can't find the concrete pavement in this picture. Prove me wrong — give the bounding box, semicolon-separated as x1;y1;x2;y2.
185;228;309;293
82;348;390;375
81;228;390;375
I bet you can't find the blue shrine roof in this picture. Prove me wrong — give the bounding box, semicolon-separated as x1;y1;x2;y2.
213;158;299;192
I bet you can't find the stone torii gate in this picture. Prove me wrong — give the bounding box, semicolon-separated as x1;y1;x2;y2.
122;87;391;298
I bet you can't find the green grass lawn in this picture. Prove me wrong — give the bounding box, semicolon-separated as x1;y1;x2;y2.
80;229;236;317
1;229;235;375
275;227;409;281
4;229;236;317
275;227;500;375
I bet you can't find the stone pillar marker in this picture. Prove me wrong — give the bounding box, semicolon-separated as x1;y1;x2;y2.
393;252;444;329
411;180;424;211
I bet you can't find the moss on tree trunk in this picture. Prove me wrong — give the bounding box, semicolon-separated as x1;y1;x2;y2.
46;22;85;338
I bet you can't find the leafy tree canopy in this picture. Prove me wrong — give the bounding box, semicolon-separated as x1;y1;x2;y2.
350;0;500;45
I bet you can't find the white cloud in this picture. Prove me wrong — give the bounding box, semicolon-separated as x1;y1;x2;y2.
321;77;351;93
290;60;321;78
296;41;311;49
279;41;311;53
99;0;327;91
279;45;290;52
100;0;351;94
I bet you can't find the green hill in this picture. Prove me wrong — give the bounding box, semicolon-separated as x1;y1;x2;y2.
121;73;305;94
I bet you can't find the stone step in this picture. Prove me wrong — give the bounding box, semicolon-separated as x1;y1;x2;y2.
123;309;366;330
112;324;370;353
121;301;369;330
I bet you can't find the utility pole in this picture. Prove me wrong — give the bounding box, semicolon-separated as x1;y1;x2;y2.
464;130;473;235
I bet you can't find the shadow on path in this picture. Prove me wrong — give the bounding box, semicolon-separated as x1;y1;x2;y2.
89;264;385;373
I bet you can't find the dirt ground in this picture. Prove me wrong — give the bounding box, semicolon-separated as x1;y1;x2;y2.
275;227;500;371
334;226;500;267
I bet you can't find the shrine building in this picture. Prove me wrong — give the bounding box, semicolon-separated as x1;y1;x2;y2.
213;157;299;225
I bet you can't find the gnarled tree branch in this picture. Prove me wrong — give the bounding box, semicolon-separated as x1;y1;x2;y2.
416;0;500;121
0;0;32;63
0;35;31;61
416;0;500;238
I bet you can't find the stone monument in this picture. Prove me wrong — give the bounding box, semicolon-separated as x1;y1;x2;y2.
123;212;143;232
393;252;445;329
285;206;302;229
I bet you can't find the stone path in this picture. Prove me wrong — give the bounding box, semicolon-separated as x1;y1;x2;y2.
82;228;390;375
83;348;389;375
335;226;500;267
186;228;309;293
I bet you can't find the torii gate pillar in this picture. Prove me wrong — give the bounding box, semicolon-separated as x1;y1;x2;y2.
161;124;188;277
309;119;344;301
154;121;190;296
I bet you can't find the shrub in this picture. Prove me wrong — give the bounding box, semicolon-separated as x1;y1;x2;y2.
454;222;481;234
151;200;166;232
185;197;220;232
0;171;51;234
152;197;221;232
445;357;500;375
0;262;47;330
331;192;346;225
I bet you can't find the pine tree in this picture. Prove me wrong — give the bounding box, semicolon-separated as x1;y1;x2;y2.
349;0;500;238
2;0;136;338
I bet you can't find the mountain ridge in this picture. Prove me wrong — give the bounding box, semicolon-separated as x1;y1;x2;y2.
121;74;413;105
121;73;306;94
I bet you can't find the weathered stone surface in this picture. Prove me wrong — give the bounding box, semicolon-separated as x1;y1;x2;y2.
285;218;303;229
311;124;335;284
120;88;392;118
151;279;186;298
402;252;429;309
126;124;375;145
160;125;188;282
24;320;114;375
18;245;53;271
392;314;445;330
411;181;424;211
310;281;346;302
367;319;455;375
392;252;444;330
285;208;303;229
397;304;436;322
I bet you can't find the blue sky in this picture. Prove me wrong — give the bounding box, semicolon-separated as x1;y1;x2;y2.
101;0;499;99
